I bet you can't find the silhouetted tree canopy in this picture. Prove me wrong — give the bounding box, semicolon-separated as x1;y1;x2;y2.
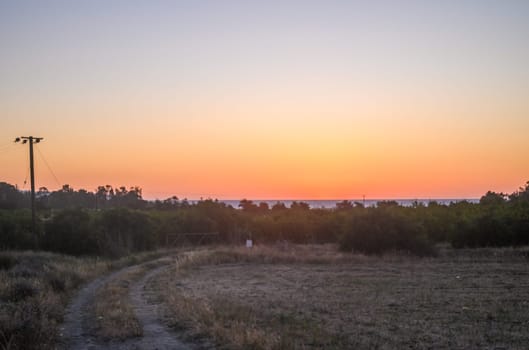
0;181;528;256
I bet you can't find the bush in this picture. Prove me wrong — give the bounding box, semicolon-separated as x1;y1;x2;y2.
42;209;98;255
2;280;39;302
450;211;528;248
0;210;36;250
95;208;155;257
0;254;16;270
339;209;436;256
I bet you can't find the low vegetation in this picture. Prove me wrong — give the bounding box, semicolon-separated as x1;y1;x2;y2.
0;251;105;349
1;181;529;258
153;245;529;350
92;267;144;341
0;250;172;350
338;208;437;256
2;243;529;349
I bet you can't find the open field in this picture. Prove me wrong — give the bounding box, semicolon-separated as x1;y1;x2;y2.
1;245;528;349
155;245;529;349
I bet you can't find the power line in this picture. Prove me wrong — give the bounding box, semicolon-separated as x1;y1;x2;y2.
35;145;62;188
0;143;18;155
0;140;14;148
22;165;30;189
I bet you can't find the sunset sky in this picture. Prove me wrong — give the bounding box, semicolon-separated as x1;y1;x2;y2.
1;0;528;200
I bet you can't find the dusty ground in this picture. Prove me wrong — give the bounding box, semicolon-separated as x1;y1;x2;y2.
60;255;198;350
158;246;529;349
10;246;526;349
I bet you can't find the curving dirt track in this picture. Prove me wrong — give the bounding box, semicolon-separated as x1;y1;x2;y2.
59;257;195;350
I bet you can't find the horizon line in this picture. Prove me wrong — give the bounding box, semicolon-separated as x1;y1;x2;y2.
146;197;481;202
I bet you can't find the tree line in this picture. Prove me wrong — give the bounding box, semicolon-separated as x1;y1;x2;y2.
0;181;528;256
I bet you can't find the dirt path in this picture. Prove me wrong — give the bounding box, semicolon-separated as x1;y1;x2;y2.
126;265;192;350
60;266;136;350
59;257;195;350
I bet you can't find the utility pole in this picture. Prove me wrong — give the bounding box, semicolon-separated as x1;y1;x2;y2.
14;136;43;235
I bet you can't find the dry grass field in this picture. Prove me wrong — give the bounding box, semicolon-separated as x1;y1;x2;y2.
0;249;174;349
1;245;528;349
155;245;529;350
0;251;107;349
92;265;145;340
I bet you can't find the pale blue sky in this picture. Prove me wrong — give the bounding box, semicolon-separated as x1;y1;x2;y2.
2;0;528;105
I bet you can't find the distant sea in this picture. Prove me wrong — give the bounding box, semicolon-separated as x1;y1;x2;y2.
200;199;479;209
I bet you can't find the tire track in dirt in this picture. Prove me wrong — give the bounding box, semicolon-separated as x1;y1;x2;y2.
60;265;137;350
126;265;192;350
59;257;195;350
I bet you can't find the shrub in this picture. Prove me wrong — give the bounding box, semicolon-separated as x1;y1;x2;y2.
339;209;436;256
450;209;529;248
0;254;16;270
0;210;36;250
42;209;98;255
2;280;39;302
94;208;155;257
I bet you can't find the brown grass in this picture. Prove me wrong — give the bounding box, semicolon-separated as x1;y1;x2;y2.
91;257;177;341
0;251;109;350
0;249;177;350
92;266;145;340
154;244;529;350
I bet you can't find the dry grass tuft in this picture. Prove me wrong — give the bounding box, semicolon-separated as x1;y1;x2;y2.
164;291;277;349
0;251;113;350
162;290;345;350
92;267;145;340
165;244;360;268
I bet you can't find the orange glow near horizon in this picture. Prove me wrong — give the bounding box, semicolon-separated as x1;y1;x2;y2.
2;93;528;200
